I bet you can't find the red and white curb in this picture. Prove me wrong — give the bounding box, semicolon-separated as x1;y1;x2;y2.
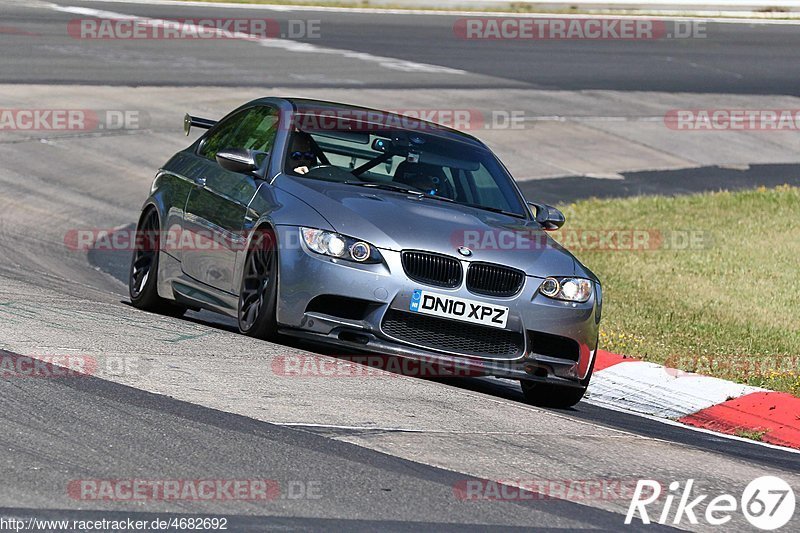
586;350;800;450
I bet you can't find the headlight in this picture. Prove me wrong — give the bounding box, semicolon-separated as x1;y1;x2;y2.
300;228;382;263
538;277;593;303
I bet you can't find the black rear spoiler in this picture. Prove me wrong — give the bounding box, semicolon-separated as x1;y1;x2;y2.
183;113;216;136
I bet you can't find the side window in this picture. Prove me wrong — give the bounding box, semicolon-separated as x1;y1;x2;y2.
197;109;247;161
198;106;279;161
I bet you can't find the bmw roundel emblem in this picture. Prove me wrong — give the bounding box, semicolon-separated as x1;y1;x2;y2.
457;246;472;257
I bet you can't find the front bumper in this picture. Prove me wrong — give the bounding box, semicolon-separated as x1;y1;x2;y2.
274;226;600;384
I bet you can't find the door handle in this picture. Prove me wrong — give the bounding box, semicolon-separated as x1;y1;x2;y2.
195;177;207;188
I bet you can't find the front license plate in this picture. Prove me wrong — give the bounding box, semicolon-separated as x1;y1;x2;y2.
409;289;509;329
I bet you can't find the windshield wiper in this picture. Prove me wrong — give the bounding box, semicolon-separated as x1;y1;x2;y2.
463;203;527;219
345;181;525;218
347;182;458;204
344;181;423;195
415;194;456;203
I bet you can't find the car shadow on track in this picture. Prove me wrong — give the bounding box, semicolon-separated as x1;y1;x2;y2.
123;301;800;470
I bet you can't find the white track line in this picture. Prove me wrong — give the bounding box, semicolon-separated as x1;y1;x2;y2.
48;3;467;75
44;0;800;24
583;397;800;454
272;422;426;432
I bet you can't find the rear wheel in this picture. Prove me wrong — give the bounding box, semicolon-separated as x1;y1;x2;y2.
521;351;596;408
128;207;186;317
238;229;279;341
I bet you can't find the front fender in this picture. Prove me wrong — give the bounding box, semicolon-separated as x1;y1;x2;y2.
231;182;332;296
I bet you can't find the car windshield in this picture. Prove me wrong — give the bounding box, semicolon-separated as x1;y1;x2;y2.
284;119;529;218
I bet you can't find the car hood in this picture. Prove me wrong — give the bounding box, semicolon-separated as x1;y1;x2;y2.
274;176;582;277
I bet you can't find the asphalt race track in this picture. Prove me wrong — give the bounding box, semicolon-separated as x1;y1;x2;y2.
4;0;800;94
1;0;799;530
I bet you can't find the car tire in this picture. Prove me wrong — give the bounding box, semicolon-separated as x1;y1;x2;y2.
129;207;187;317
520;349;597;409
238;228;279;341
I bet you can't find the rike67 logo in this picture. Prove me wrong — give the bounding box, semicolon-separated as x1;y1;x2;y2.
626;476;795;530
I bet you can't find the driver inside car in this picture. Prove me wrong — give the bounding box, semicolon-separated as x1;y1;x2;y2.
287;131;318;175
393;161;455;199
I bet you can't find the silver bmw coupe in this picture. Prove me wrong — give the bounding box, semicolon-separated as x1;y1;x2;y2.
129;98;602;407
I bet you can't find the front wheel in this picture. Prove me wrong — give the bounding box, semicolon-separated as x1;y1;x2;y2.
238;228;279;341
521;350;596;408
521;381;588;409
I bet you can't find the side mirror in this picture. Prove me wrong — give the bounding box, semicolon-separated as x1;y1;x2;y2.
528;202;565;231
216;148;261;174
